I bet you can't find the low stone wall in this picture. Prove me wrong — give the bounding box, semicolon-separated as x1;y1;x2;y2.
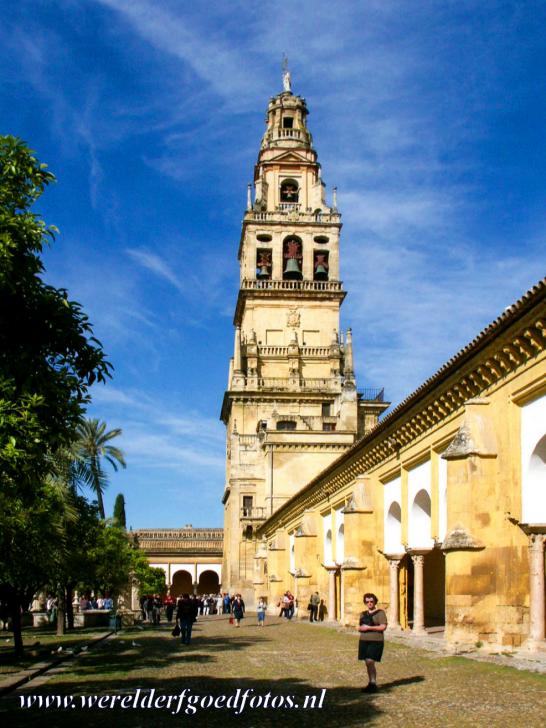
73;610;112;628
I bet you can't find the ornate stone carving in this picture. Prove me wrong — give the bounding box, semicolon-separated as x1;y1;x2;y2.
287;307;300;328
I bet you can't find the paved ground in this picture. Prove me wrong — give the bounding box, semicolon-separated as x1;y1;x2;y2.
1;615;545;727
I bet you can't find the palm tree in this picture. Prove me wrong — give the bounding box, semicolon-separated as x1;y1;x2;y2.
76;418;126;519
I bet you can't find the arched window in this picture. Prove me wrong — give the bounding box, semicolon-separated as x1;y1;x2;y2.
283;236;302;280
277;420;296;431
313;250;329;281
280;179;299;203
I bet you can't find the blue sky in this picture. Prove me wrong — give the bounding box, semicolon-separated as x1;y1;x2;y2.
2;1;545;528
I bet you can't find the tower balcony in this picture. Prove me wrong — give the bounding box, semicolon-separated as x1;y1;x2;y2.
232;376;341;393
240;506;267;521
240;278;343;293
243;209;341;224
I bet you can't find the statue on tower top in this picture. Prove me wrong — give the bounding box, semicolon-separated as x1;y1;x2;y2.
282;54;292;93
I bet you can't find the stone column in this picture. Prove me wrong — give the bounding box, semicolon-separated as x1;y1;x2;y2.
527;533;546;649
327;568;337;622
388;559;402;629
411;554;426;634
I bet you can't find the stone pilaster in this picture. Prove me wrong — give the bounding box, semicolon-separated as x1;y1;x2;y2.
526;532;546;651
387;557;403;629
411;553;426;634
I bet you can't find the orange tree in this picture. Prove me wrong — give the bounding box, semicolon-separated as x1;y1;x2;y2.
0;137;111;655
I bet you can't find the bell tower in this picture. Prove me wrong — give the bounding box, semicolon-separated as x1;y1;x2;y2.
221;71;388;603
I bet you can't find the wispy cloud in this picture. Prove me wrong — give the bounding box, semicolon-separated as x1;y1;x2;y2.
126;248;186;293
91;385;225;472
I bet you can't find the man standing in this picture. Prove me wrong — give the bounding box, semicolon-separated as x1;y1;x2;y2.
309;591;320;622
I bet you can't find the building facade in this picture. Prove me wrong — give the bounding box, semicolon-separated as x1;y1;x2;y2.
221;78;388;603
254;280;546;653
134;527;223;597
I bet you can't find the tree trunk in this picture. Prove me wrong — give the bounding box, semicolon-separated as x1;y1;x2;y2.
56;587;66;636
9;595;23;657
66;584;74;630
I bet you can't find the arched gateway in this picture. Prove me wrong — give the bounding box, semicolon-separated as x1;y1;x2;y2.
132;528;223;605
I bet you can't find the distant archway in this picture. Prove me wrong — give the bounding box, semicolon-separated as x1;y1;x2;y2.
171;569;193;597
198;570;220;595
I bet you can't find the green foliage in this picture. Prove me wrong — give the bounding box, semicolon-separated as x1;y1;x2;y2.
76;418;126;519
131;548;166;596
0;137;111;653
113;493;127;528
85;523;134;599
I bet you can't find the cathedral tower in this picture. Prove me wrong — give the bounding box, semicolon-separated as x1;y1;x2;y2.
221;72;388;602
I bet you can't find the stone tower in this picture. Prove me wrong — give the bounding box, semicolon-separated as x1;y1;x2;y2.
221;74;388;604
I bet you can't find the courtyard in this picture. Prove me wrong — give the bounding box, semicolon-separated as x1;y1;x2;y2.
1;615;545;727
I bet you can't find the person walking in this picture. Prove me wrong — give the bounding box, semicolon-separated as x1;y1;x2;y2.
176;594;195;645
309;591;320;622
256;597;266;627
232;594;245;627
358;593;387;693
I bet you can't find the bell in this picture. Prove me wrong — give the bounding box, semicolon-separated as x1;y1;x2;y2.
314;264;328;280
257;265;269;279
283;257;301;279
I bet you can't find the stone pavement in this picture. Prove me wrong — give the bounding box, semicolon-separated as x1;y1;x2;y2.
1;615;545;727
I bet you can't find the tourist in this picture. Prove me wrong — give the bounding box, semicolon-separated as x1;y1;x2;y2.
103;595;113;611
176;594;194;645
152;595;161;625
145;595;154;623
286;591;295;620
256;597;266;627
223;593;231;614
232;594;245;627
318;598;326;621
309;591;320;622
358;593;387;693
216;593;223;615
164;594;175;622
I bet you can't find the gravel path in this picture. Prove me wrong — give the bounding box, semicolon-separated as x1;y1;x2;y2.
1;615;545;727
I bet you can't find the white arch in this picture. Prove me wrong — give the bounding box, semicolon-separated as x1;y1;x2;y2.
438;455;448;542
289;532;295;572
334;506;345;563
325;528;333;564
336;523;345;564
196;563;222;581
383;475;404;555
170;566;194;585
384;500;403;554
409;489;433;549
323;512;333;565
407;460;434;549
521;393;546;523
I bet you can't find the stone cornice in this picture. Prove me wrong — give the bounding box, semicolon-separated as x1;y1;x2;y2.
257;281;546;537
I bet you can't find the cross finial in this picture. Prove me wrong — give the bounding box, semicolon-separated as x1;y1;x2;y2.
282;53;291;93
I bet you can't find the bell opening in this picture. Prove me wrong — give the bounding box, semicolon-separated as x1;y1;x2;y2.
313;251;329;281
